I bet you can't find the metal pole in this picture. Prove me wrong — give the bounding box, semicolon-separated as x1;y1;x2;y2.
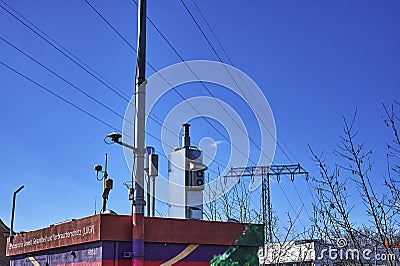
10;185;24;244
261;169;266;258
102;196;107;213
102;154;109;213
151;176;155;216
133;0;146;265
267;173;272;243
146;176;150;216
134;0;146;217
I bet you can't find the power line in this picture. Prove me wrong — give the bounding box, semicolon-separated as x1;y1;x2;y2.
0;38;224;177
178;6;307;221
185;0;314;204
183;5;310;211
3;1;315;227
9;0;223;173
133;2;369;242
130;0;277;168
129;2;274;167
0;0;196;177
291;181;312;219
0;58;222;220
190;0;299;168
173;5;312;230
4;0;313;227
135;0;308;228
1;0;226;176
0;35;134;127
84;0;261;170
0;0;131;102
0;53;223;177
0;60;121;133
99;0;308;229
189;0;233;64
82;10;299;226
179;0;278;159
180;0;314;228
84;0;136;52
277;181;307;229
190;0;298;165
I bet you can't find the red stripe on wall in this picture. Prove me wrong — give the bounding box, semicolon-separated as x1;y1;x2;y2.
145;261;209;266
55;260;209;266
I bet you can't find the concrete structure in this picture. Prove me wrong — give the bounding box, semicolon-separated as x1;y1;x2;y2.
7;214;262;265
0;220;10;266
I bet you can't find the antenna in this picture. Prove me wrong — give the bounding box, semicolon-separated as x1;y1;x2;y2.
104;153;108;177
94;196;97;215
93;153;113;213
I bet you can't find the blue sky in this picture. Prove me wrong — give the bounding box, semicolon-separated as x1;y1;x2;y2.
0;0;399;233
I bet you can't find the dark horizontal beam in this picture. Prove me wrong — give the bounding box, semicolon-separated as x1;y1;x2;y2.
224;164;308;181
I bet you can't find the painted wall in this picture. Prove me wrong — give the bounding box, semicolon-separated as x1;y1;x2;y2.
9;241;240;266
0;220;9;266
10;241;132;266
7;214;262;265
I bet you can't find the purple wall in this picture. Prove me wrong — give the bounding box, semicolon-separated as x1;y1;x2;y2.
10;241;132;265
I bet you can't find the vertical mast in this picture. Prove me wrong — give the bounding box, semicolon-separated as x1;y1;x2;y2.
134;0;146;217
133;0;146;265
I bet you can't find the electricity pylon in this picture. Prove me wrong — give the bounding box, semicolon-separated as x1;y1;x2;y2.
224;164;308;243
